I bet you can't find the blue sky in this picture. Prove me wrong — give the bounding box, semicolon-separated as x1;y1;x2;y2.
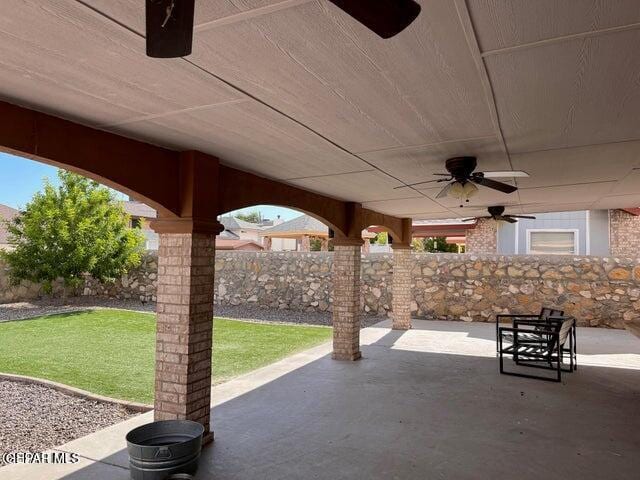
0;152;299;220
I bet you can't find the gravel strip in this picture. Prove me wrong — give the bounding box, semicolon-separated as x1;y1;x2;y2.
0;297;155;322
0;380;137;464
0;297;386;327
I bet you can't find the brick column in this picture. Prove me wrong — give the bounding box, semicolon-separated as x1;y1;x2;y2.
610;209;640;257
154;231;218;443
332;241;363;360
392;245;412;330
465;218;497;254
300;235;311;252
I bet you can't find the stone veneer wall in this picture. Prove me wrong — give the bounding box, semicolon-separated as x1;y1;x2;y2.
5;252;640;329
0;261;68;303
465;218;497;254
609;209;640;257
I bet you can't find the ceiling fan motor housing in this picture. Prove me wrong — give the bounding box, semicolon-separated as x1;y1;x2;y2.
488;205;506;217
445;156;477;181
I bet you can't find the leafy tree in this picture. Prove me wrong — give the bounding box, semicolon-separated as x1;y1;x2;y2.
1;171;145;298
423;237;459;253
411;238;425;252
374;231;388;245
309;237;322;251
235;210;262;223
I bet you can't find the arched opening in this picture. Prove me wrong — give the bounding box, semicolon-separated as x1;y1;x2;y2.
219;204;340;253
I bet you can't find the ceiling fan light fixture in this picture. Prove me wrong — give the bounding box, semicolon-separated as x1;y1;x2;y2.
463;181;478;198
448;181;465;200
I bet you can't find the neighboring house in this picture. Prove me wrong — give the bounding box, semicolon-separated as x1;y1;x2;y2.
219;216;265;244
261;215;328;252
466;208;640;256
123;200;159;250
406;210;640;256
122;203;267;251
412;219;474;252
0;203;19;250
496;210;608;256
216;228;264;251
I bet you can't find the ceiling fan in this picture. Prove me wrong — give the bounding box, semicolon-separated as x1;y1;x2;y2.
146;0;422;58
463;206;536;224
394;156;529;205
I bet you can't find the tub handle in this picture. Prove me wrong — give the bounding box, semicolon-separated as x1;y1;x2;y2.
155;447;172;459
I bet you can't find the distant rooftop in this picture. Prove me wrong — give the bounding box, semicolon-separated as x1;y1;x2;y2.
0;204;19;245
219;216;263;231
123;201;156;219
261;215;328;237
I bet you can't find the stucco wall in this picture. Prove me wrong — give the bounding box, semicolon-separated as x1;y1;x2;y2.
4;252;640;329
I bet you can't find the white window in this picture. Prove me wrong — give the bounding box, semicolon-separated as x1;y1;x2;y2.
526;230;578;255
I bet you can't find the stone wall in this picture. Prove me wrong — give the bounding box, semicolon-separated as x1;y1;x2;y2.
465;218;497;254
82;254;158;302
0;260;68;303
609;209;640;257
5;252;640;329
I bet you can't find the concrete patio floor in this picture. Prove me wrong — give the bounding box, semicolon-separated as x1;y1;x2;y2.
3;319;640;480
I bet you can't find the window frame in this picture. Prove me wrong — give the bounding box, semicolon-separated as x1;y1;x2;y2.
526;228;579;255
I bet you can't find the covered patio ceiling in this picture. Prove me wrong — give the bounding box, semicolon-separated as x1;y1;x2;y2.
1;1;640;219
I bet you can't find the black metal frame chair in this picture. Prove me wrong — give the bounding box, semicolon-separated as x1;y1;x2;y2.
495;307;564;354
498;316;577;382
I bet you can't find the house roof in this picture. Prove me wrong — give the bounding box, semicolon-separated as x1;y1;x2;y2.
0;204;18;245
215;239;264;251
123;201;157;219
261;215;328;238
219;229;240;240
219;216;262;231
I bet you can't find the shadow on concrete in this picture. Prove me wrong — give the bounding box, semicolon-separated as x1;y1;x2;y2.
58;323;640;480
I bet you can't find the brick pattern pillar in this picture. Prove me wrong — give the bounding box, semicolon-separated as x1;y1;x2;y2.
300;235;311;252
465;218;497;254
332;243;362;360
609;209;640;257
154;232;216;442
392;246;412;330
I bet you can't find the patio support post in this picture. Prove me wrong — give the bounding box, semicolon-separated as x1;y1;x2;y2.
332;237;364;360
150;151;223;444
392;219;413;330
153;231;220;443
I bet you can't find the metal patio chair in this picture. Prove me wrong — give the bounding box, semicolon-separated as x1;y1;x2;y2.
498;315;577;382
495;307;564;353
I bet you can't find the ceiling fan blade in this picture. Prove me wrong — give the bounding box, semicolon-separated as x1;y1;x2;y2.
497;216;518;223
509;215;536;219
393;178;451;189
481;170;529;178
327;0;421;39
473;177;518;194
146;0;195;58
436;183;452;199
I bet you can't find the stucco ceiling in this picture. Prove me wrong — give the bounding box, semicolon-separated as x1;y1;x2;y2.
1;0;640;219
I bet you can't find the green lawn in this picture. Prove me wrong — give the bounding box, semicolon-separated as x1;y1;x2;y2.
0;310;331;404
